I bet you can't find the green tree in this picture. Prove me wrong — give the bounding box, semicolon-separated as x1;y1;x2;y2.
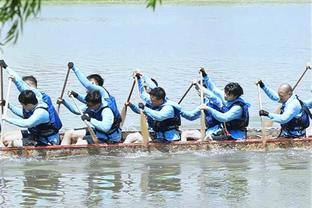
0;0;41;45
0;0;162;46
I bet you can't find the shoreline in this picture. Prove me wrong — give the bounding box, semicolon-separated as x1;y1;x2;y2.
42;0;312;5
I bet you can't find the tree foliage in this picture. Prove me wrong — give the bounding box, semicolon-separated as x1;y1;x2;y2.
146;0;162;10
0;0;41;45
0;0;163;46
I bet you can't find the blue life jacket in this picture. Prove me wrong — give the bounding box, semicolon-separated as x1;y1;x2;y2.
145;103;181;132
41;92;62;131
103;88;121;127
23;106;59;138
280;96;310;135
222;98;249;132
204;101;222;129
85;104;120;135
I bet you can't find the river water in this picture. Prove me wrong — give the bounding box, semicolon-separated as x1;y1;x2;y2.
0;3;311;207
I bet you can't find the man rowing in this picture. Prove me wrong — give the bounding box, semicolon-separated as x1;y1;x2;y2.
124;72;181;143
0;60;61;146
58;90;121;145
257;81;310;138
199;68;250;140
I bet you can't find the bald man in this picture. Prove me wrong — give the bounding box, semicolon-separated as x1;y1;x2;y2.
257;81;310;138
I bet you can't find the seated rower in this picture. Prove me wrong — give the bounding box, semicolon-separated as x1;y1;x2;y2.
199;69;250;140
124;87;181;143
180;71;224;141
257;80;310;138
0;60;62;146
3;90;60;146
58;90;121;145
67;62;122;134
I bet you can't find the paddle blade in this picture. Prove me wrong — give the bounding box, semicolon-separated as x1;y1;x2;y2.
200;110;206;141
120;105;127;128
140;111;149;146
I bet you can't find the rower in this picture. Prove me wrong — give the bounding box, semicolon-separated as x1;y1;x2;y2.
125;85;181;143
180;69;224;141
57;90;121;145
0;60;62;146
2;90;60;146
199;71;250;140
257;81;310;138
66;62;122;136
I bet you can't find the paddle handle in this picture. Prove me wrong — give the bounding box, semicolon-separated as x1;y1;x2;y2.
178;82;193;104
199;71;206;141
136;77;150;144
257;83;267;144
0;66;3;114
69;95;98;144
57;67;71;113
127;79;136;102
293;66;310;90
0;78;12;142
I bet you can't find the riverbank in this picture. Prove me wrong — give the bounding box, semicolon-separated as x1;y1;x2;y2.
42;0;311;5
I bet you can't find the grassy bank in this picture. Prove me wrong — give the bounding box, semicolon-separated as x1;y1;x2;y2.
42;0;312;5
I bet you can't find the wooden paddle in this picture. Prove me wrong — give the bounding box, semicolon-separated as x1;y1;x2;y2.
257;83;267;146
0;78;12;143
199;71;206;141
0;65;3;114
265;65;311;127
136;77;150;146
178;82;193;104
69;95;98;144
57;65;71;113
120;79;136;128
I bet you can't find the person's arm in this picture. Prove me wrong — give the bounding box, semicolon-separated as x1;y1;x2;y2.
304;99;312;109
262;85;279;102
89;108;114;132
268;101;301;124
4;108;49;128
143;105;174;121
76;92;86;104
72;65;109;99
137;76;152;104
141;75;157;90
180;107;200;121
128;103;140;114
6;67;44;103
206;105;242;122
8;103;23;118
62;98;83;115
203;75;225;104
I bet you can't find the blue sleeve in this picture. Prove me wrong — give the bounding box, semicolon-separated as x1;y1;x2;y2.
6;67;44;104
142;75;157;89
90;108;113;132
5;108;49;128
304;99;312;109
129;103;140;114
76;92;86;104
72;66;109;99
262;85;279;102
208;105;242;122
203;75;225;104
62;98;84;115
268;100;301;124
137;77;152;104
143;105;174;121
202;88;223;108
180;107;200;121
8;103;23;117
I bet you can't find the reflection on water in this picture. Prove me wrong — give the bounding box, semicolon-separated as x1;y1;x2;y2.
0;151;310;207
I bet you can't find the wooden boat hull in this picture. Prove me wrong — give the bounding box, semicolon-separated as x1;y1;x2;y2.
1;136;312;159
